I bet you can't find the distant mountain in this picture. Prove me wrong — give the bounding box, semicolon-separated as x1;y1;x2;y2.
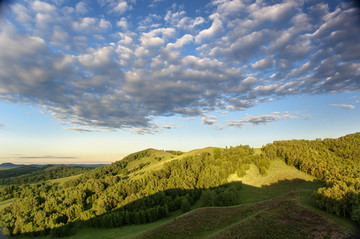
0;163;21;168
0;165;93;185
0;165;43;179
0;163;107;169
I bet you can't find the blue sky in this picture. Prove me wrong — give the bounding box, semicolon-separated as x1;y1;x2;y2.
0;0;359;164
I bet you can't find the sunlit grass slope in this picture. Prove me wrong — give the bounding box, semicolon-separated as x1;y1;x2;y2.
135;194;355;239
228;157;315;187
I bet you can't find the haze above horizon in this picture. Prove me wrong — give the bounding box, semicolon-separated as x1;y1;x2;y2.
0;0;359;164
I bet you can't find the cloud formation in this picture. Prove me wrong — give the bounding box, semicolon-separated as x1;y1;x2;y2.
225;113;296;129
0;0;359;133
329;104;356;109
201;115;217;125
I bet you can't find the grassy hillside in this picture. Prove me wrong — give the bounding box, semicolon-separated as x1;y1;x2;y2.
228;158;315;187
263;132;360;223
137;194;355;239
1;133;359;238
135;157;358;238
227;158;320;204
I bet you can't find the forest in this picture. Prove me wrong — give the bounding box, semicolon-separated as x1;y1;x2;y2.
0;133;359;237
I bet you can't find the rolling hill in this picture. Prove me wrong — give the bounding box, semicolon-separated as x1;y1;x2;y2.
0;133;359;238
136;194;355;239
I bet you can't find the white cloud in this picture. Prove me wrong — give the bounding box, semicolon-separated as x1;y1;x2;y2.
32;1;56;13
201;115;217;125
11;3;33;24
227;114;297;128
251;1;297;23
1;0;360;134
50;26;69;47
192;17;205;27
99;19;111;29
73;17;96;30
35;12;55;30
164;8;205;30
140;36;164;48
195;16;223;43
329;104;355;109
214;0;245;20
116;17;128;30
140;28;175;48
167;34;194;48
113;1;128;15
75;1;89;14
64;127;101;132
73;17;111;32
251;57;273;70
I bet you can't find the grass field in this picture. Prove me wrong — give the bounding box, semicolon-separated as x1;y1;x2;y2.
228;157;315;187
135;195;356;239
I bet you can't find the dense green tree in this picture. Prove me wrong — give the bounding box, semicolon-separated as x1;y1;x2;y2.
200;190;217;207
181;196;191;213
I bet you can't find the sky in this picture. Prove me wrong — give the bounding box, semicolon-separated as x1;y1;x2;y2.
0;0;359;164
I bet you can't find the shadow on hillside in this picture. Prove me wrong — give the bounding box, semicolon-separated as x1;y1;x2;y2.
11;178;358;238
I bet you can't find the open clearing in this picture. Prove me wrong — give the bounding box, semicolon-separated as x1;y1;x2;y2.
228;157;315;187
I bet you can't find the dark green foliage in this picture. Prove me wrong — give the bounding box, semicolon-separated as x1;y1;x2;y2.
181;197;191;213
200;183;241;207
262;132;360;224
49;223;76;238
200;190;217;207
